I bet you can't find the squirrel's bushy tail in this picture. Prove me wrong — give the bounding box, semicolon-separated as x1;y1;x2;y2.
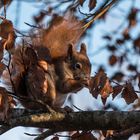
43;14;84;59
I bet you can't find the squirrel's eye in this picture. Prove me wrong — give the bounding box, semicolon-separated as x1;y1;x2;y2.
75;62;82;69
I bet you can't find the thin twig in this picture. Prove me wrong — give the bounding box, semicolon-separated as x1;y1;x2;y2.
5;51;17;95
34;129;57;140
24;22;41;29
106;124;140;140
72;104;84;111
24;132;38;136
55;134;71;138
3;0;7;19
83;0;119;29
111;80;122;86
135;90;140;93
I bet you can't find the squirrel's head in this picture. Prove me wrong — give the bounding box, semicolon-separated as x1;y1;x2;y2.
66;43;91;87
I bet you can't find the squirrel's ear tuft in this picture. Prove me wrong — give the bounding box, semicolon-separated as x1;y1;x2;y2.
67;44;74;61
80;43;87;55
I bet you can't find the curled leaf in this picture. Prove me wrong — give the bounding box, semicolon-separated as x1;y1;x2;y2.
90;71;113;105
100;79;113;98
0;19;16;50
109;55;118;66
3;31;16;50
0;19;14;39
112;85;123;99
122;82;138;104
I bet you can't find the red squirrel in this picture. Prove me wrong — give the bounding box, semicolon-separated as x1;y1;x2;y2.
0;14;91;110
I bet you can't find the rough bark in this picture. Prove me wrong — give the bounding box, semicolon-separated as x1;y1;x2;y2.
1;109;140;134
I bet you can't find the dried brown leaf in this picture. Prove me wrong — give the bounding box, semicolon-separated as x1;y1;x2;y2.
3;31;16;50
88;0;97;11
107;45;117;52
3;0;12;5
116;39;124;44
89;71;106;98
0;19;14;39
33;11;47;23
111;72;124;82
123;29;131;40
127;64;137;72
0;0;12;8
0;19;16;50
109;55;118;66
100;79;113;97
51;136;59;140
78;0;85;6
134;37;140;50
122;83;138;104
100;78;113;105
128;8;138;28
0;87;10;121
112;85;123;99
89;77;99;98
71;131;80;139
90;71;113;104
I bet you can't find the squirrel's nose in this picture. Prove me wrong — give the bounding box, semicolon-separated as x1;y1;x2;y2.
85;80;90;87
83;76;90;87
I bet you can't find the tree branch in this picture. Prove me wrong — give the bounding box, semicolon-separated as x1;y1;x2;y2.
1;109;140;132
